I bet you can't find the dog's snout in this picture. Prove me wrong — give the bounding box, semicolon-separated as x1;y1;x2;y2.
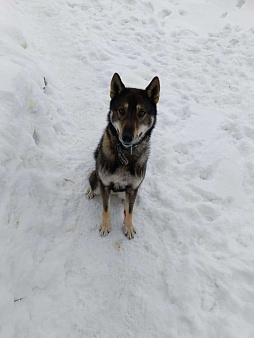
122;131;133;144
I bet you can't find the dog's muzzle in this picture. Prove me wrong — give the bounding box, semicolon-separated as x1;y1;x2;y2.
122;130;133;146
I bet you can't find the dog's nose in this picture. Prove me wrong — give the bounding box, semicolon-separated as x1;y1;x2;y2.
122;131;133;144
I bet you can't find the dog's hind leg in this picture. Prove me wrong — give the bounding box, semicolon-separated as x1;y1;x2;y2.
86;170;99;199
99;183;111;236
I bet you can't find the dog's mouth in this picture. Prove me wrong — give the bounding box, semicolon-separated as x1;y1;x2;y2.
119;138;134;148
119;132;143;148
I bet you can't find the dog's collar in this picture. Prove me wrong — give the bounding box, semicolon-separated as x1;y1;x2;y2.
114;137;138;166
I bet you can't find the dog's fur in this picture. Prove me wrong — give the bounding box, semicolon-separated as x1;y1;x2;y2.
86;73;160;239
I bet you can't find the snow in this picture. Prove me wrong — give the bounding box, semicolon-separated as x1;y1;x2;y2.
0;0;254;337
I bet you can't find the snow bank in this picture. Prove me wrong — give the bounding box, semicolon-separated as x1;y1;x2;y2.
0;4;74;335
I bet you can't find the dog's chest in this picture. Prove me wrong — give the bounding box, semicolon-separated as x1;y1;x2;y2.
99;167;142;191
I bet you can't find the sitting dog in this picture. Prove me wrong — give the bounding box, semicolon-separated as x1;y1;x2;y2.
86;73;160;239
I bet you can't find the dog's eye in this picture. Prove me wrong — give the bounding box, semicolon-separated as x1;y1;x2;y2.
118;109;126;115
139;110;146;117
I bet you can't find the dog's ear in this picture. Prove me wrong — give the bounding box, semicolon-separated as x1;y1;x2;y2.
146;76;160;104
110;73;125;99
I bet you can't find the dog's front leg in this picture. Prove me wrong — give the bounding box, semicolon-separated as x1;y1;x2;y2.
99;183;111;236
124;188;138;239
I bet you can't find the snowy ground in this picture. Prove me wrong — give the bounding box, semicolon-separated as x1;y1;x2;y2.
1;0;254;337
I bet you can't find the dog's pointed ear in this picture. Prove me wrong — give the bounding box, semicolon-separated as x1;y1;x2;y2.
110;73;125;99
146;76;160;104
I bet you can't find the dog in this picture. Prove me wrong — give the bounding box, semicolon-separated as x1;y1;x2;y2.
86;73;160;239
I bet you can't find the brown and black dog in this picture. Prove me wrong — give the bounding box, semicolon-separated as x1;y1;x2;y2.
86;73;160;239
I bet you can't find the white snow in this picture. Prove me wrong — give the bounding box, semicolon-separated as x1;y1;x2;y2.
1;0;254;337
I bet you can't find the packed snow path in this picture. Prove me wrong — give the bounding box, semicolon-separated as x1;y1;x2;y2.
0;0;254;337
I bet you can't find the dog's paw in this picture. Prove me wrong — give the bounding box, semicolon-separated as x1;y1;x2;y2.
99;223;111;237
123;223;136;240
86;187;94;199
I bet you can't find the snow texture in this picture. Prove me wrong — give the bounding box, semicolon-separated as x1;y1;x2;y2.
0;0;254;337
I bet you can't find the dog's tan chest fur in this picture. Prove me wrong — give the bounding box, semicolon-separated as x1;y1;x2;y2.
98;167;143;191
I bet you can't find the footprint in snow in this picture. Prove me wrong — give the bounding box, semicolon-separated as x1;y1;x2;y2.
236;0;246;9
158;9;172;19
221;122;243;141
178;9;186;16
197;203;219;222
142;2;154;13
220;12;228;18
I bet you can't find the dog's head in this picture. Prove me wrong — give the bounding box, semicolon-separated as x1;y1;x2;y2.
109;73;160;148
